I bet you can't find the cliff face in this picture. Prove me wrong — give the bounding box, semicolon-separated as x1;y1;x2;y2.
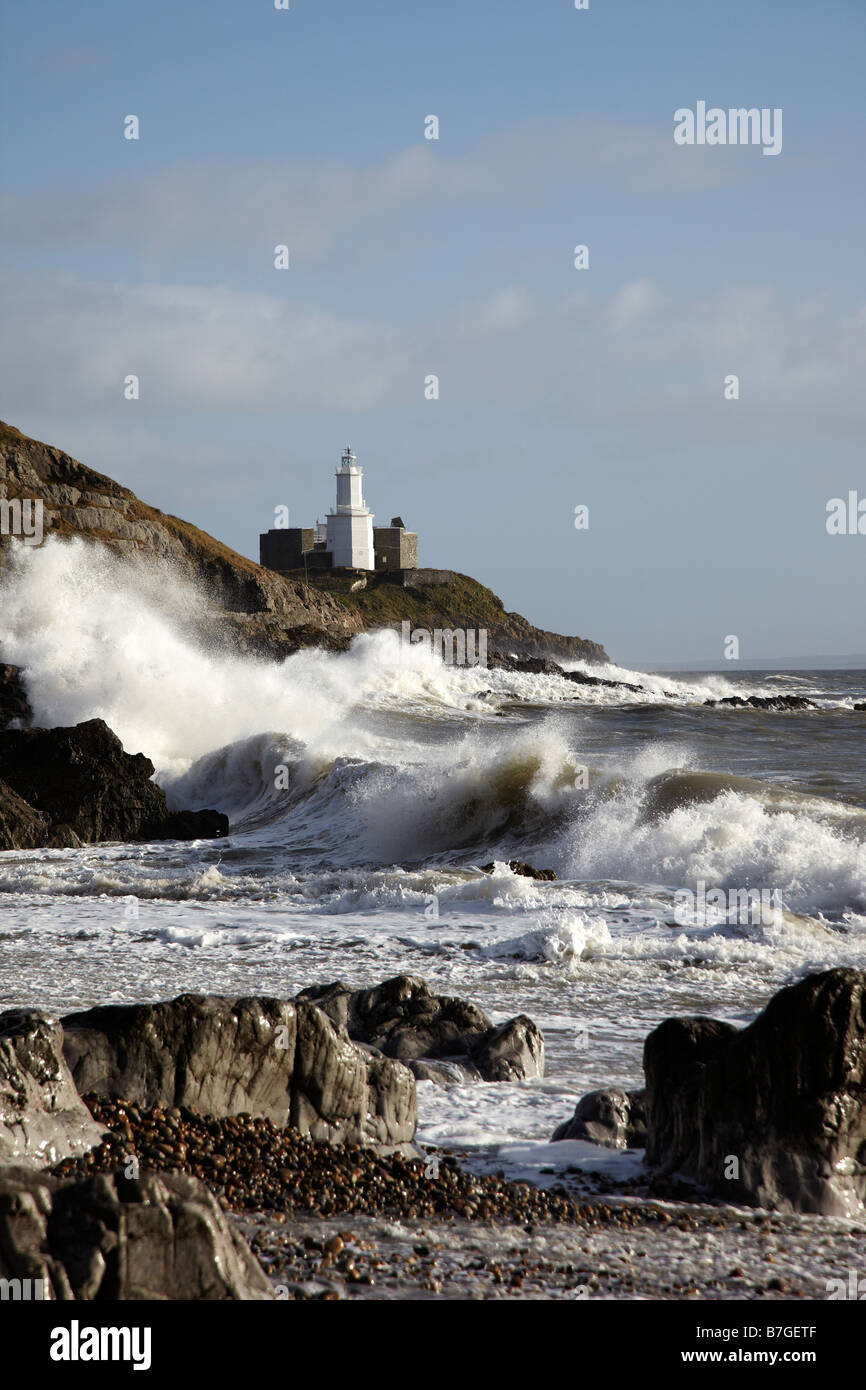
0;421;608;665
0;421;361;641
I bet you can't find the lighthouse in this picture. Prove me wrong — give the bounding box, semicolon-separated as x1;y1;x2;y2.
325;446;375;570
259;445;417;574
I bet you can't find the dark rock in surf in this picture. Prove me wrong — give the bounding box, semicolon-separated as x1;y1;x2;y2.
0;718;227;848
562;667;642;694
643;967;866;1216
297;975;545;1084
488;652;641;694
853;702;866;712
0;1166;272;1300
703;695;815;711
405;1057;475;1085
487;655;563;676
471;1015;545;1082
61;992;416;1149
552;1088;647;1149
156;808;229;840
0;664;31;730
481;860;557;881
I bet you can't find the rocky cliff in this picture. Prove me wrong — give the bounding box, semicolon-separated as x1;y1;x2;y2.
0;420;608;664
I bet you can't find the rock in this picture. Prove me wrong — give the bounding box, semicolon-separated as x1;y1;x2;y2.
643;968;866;1216
356;1051;416;1150
703;695;815;711
61;992;416;1148
156;809;229;840
297;975;545;1084
0;778;47;850
407;1058;478;1085
487;652;635;690
288;1000;415;1147
551;1088;647;1149
487;655;564;676
0;664;31;730
0;718;227;848
853;703;866;712
0;1011;105;1168
0;1167;272;1299
471;1016;545;1082
61;995;298;1125
43;823;84;849
480;860;557;881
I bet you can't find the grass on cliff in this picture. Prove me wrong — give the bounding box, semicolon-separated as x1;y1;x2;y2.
283;571;510;630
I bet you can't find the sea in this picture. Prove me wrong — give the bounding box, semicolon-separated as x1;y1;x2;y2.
2;538;865;1182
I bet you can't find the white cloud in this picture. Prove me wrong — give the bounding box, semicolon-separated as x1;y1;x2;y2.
0;116;742;264
2;271;863;442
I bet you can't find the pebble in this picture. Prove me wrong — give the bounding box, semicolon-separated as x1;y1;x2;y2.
51;1096;627;1228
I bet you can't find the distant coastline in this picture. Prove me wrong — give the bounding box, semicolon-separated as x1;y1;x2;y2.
648;656;866;673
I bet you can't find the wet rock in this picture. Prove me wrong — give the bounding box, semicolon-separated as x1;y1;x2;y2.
297;975;545;1083
0;719;166;844
156;808;229;840
703;695;815;711
487;653;638;693
0;718;227;847
643;968;866;1216
471;1016;545;1082
61;993;415;1148
407;1058;478;1085
481;860;557;881
290;1002;415;1146
0;1011;105;1168
551;1088;647;1149
0;1166;272;1299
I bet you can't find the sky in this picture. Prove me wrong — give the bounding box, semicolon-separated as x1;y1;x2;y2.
1;0;864;667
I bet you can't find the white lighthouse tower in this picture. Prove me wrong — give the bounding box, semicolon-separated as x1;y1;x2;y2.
325;446;375;570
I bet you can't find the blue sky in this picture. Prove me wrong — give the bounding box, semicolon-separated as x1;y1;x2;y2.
1;0;864;665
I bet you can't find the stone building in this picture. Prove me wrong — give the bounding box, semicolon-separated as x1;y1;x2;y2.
259;447;418;575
